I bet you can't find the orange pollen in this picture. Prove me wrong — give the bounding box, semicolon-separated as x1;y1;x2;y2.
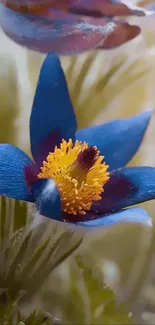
38;139;110;215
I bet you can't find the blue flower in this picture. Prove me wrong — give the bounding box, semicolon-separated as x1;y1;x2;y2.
0;52;154;227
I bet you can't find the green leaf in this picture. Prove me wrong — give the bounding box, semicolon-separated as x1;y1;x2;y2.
0;197;29;246
0;218;83;298
0;300;53;325
40;221;154;324
0;196;84;319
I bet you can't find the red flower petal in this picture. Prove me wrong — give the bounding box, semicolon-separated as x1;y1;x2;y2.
70;0;149;17
0;0;153;54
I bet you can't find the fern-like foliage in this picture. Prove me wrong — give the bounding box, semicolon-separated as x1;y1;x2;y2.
0;196;84;324
0;302;54;325
37;221;155;324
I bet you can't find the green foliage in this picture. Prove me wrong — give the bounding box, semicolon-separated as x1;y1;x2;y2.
0;302;53;325
38;221;155;324
0;196;155;324
0;197;84;324
17;310;52;325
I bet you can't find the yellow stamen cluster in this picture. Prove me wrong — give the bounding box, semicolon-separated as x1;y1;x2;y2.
38;139;109;215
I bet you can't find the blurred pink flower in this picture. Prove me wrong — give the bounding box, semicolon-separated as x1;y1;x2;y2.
0;0;154;55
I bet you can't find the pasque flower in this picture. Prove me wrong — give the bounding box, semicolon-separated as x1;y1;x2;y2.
0;52;155;227
0;0;154;55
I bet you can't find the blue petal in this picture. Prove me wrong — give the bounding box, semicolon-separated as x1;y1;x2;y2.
30;52;77;163
0;144;33;201
31;178;62;220
91;166;155;214
76;110;152;171
79;207;152;227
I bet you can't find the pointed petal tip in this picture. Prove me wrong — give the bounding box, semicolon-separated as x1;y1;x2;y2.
76;109;153;171
43;51;60;67
78;207;152;228
137;108;153;120
134;207;152;227
134;9;155;17
39;52;62;79
144;10;155;16
136;108;153;129
130;108;152;133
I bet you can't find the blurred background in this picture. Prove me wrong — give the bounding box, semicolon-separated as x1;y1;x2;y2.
1;0;155;324
1;0;155;160
1;0;155;213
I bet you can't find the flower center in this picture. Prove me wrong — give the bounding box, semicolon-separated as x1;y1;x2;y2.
38;139;109;215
